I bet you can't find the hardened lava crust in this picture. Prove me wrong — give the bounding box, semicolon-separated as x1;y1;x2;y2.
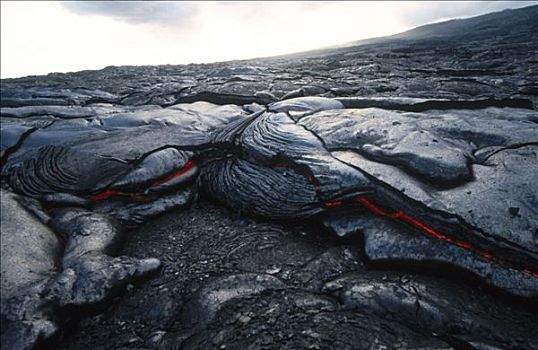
1;5;537;350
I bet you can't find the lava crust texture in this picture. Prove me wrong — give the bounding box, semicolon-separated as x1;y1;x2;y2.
1;5;538;350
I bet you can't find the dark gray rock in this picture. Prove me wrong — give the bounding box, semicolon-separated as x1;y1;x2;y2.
0;193;162;349
0;190;60;350
93;187;195;225
181;273;286;328
55;202;538;350
178;289;451;350
299;107;537;184
4;145;131;198
324;272;538;349
323;212;538;298
268;96;344;119
109;148;195;193
2;5;538;349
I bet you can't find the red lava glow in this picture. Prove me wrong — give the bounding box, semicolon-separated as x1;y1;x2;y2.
150;160;195;188
84;158;538;279
42;207;55;214
89;160;196;201
324;196;538;279
89;189;119;201
274;163;536;278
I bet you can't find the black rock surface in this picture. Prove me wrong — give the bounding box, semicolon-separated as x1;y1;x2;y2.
1;5;538;350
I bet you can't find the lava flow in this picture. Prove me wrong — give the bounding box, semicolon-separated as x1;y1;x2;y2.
270;160;537;279
89;160;196;201
150;160;195;187
85;157;538;279
324;196;538;279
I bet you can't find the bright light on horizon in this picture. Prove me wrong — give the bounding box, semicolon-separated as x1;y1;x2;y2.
1;1;536;79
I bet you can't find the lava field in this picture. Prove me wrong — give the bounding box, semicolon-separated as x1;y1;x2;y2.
1;5;537;350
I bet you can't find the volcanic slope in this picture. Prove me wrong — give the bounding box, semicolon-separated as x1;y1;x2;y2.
1;5;538;350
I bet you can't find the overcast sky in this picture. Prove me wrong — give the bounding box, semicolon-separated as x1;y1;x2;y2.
1;1;536;79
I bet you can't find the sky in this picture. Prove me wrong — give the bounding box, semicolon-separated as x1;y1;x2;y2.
1;1;536;79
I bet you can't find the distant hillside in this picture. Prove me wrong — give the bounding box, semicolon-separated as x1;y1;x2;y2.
333;4;538;49
2;3;536;108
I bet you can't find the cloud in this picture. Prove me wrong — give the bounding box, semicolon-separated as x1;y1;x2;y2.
3;1;537;78
61;1;198;26
59;1;537;31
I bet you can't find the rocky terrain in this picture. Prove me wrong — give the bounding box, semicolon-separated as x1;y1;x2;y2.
1;5;537;350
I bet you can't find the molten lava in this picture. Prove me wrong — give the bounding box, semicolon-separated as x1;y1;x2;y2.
325;195;538;279
89;160;196;201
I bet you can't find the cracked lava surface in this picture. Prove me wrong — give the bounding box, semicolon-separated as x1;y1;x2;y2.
2;5;538;350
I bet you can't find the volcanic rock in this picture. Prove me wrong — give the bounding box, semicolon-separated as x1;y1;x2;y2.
1;5;537;349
